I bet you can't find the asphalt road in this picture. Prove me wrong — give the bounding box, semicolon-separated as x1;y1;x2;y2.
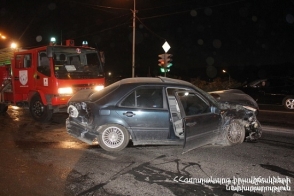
258;104;294;128
0;106;293;196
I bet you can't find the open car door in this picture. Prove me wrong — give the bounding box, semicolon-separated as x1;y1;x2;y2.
174;91;221;153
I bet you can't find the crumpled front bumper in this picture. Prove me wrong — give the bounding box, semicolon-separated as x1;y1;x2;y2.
244;120;262;141
66;118;98;145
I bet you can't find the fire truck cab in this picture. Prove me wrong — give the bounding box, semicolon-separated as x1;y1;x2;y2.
0;39;105;122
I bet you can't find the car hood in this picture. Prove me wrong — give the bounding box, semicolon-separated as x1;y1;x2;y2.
209;89;259;110
68;89;94;103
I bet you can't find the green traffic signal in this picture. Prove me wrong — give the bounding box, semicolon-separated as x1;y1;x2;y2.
160;68;170;73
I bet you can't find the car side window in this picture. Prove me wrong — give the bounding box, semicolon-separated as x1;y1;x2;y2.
177;92;210;116
15;54;32;68
121;91;136;107
121;86;163;108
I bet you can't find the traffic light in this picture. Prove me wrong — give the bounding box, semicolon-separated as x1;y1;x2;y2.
165;54;173;68
158;53;173;68
158;53;173;75
158;54;166;67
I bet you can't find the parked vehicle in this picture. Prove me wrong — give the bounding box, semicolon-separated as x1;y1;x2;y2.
235;77;294;110
66;77;262;152
0;38;105;122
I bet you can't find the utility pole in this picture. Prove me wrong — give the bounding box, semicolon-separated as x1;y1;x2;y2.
131;0;136;77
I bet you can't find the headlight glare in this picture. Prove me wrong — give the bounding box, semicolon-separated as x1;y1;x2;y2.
58;87;73;95
94;85;104;91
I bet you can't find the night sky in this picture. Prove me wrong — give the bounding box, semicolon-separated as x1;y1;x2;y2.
1;0;294;81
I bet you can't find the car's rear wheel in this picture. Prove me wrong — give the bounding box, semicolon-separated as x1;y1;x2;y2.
223;119;245;146
97;124;130;152
283;96;294;110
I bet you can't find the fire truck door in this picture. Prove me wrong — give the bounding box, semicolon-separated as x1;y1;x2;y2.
13;54;34;101
34;52;51;91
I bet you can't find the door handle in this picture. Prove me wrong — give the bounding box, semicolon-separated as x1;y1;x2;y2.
186;122;197;127
123;112;135;117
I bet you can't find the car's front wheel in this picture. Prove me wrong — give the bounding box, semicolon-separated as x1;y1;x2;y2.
0;103;8;113
97;124;130;152
29;94;53;122
283;96;294;110
223;119;245;146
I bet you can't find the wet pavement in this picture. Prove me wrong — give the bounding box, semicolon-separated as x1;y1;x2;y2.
0;106;293;196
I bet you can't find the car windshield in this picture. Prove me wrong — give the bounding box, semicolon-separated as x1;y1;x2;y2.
52;47;104;79
191;85;220;107
248;79;267;88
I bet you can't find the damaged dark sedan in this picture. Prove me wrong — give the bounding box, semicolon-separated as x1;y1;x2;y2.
66;77;262;152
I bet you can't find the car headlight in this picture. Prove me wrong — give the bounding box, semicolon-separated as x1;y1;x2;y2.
94;85;104;91
58;87;73;95
68;105;79;118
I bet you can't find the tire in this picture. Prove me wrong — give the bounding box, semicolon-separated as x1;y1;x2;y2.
97;124;130;152
29;94;53;122
223;119;245;146
0;103;8;113
283;96;294;110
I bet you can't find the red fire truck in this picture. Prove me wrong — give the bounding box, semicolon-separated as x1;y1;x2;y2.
0;39;105;122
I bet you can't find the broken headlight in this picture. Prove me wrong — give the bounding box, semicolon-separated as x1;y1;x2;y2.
68;105;79;118
67;102;88;118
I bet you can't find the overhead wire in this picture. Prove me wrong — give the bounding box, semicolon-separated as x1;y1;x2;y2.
139;0;246;20
135;16;165;41
65;0;247;41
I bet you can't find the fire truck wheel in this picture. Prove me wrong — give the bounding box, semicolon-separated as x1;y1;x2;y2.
0;103;8;113
29;94;53;122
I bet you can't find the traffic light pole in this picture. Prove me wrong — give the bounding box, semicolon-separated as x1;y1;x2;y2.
164;53;167;77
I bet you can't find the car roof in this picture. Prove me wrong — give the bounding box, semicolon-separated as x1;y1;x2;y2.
118;76;194;87
87;77;199;104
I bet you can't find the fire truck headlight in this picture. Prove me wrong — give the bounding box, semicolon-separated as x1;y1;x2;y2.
58;87;73;95
94;85;104;91
68;105;79;118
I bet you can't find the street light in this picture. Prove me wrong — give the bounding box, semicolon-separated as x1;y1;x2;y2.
222;69;231;88
0;33;7;40
10;42;17;49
